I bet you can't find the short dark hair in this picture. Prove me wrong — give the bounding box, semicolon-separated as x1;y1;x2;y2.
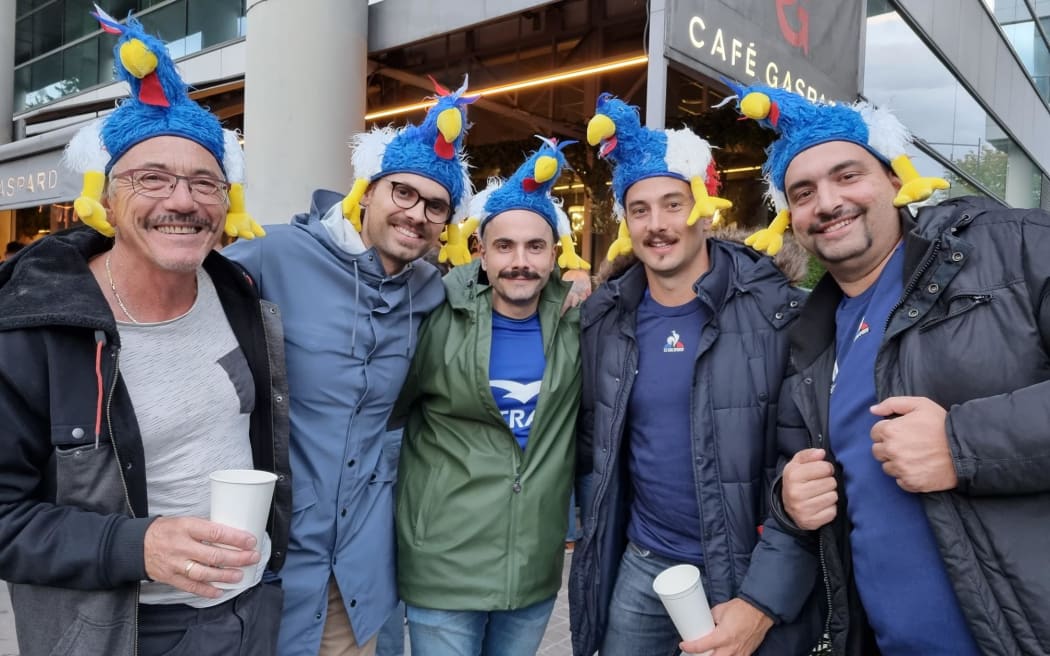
4;241;23;255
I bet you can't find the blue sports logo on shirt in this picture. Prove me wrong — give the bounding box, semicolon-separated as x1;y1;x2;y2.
663;329;685;353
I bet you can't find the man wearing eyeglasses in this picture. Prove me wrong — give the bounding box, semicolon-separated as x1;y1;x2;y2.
222;90;472;656
0;17;289;656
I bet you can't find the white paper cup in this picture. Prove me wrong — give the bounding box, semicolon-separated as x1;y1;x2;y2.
653;564;715;656
209;469;277;589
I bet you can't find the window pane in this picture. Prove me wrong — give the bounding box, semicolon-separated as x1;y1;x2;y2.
64;0;100;43
14;65;32;112
31;2;63;58
16;17;33;65
978;0;1050;102
187;0;244;49
17;0;53;20
22;51;63;109
62;36;99;94
138;1;190;56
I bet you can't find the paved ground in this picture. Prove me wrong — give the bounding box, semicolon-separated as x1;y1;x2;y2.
0;555;575;656
0;583;16;656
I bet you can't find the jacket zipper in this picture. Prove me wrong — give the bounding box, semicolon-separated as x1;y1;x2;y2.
884;241;942;334
811;425;834;639
587;340;637;621
818;532;832;639
104;347;140;655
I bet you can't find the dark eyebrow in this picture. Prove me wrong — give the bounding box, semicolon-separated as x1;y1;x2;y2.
786;159;864;197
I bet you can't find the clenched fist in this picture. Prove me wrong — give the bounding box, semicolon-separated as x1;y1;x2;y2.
782;448;838;530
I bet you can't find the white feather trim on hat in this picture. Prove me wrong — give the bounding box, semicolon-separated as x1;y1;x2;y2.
859;102;912;162
62;119;109;174
349;126;398;180
555;203;572;239
451;157;474;223
222;129;246;183
664;128;714;181
764;172;788;213
468;178;502;222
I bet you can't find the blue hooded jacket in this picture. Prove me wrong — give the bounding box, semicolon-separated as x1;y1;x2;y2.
224;189;444;654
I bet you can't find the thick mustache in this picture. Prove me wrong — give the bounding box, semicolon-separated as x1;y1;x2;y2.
499;269;541;280
145;214;218;232
810;206;861;234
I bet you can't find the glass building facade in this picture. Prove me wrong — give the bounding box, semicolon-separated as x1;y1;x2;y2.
14;0;245;111
982;0;1050;101
866;0;1044;208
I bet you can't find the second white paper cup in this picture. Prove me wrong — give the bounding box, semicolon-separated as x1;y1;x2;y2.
209;469;277;590
653;564;715;656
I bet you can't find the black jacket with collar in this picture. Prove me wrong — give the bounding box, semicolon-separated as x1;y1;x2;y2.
0;227;291;655
773;197;1050;655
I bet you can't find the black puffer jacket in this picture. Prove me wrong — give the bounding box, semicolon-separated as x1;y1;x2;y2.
0;227;291;656
569;239;824;656
773;197;1050;655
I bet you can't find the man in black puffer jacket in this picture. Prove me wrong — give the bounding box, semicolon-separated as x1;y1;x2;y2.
734;83;1050;655
568;93;824;656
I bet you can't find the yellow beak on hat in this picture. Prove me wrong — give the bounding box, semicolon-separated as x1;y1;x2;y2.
587;114;616;146
740;92;772;121
437;107;463;144
119;39;159;79
533;155;559;184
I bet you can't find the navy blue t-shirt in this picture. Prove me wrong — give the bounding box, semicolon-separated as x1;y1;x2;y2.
490;311;546;451
829;245;979;655
626;289;711;564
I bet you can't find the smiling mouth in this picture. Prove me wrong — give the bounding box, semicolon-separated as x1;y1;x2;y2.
393;224;423;240
154;225;204;235
599;136;618;158
644;236;678;249
814;214;859;235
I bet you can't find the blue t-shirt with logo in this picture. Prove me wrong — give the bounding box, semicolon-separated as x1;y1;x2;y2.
829;245;979;655
625;289;711;564
490;311;546;450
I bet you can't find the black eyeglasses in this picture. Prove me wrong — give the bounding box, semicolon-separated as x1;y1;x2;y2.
111;168;230;205
387;180;452;224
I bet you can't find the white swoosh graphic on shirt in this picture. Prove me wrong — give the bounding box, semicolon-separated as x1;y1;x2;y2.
490;380;542;404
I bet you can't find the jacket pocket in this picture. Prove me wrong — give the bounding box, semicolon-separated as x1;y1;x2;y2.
291;481;318;514
371;430;403;485
52;427;126;515
411;462;447;546
919;293;992;332
47;614;133;656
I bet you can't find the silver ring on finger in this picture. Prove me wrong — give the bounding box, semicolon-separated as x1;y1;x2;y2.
184;560;197;577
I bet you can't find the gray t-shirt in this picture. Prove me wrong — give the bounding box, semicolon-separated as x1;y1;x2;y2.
118;268;268;607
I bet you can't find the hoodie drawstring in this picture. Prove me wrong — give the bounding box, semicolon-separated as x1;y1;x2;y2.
351;260;360;356
407;279;414;356
93;330;106;449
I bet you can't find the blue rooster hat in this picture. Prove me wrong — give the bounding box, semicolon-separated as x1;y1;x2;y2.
474;136;574;235
587;93;724;216
723;80;903;199
62;6;265;242
438;136;589;271
342;77;477;231
587;93;731;261
723;79;948;256
93;6;225;172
